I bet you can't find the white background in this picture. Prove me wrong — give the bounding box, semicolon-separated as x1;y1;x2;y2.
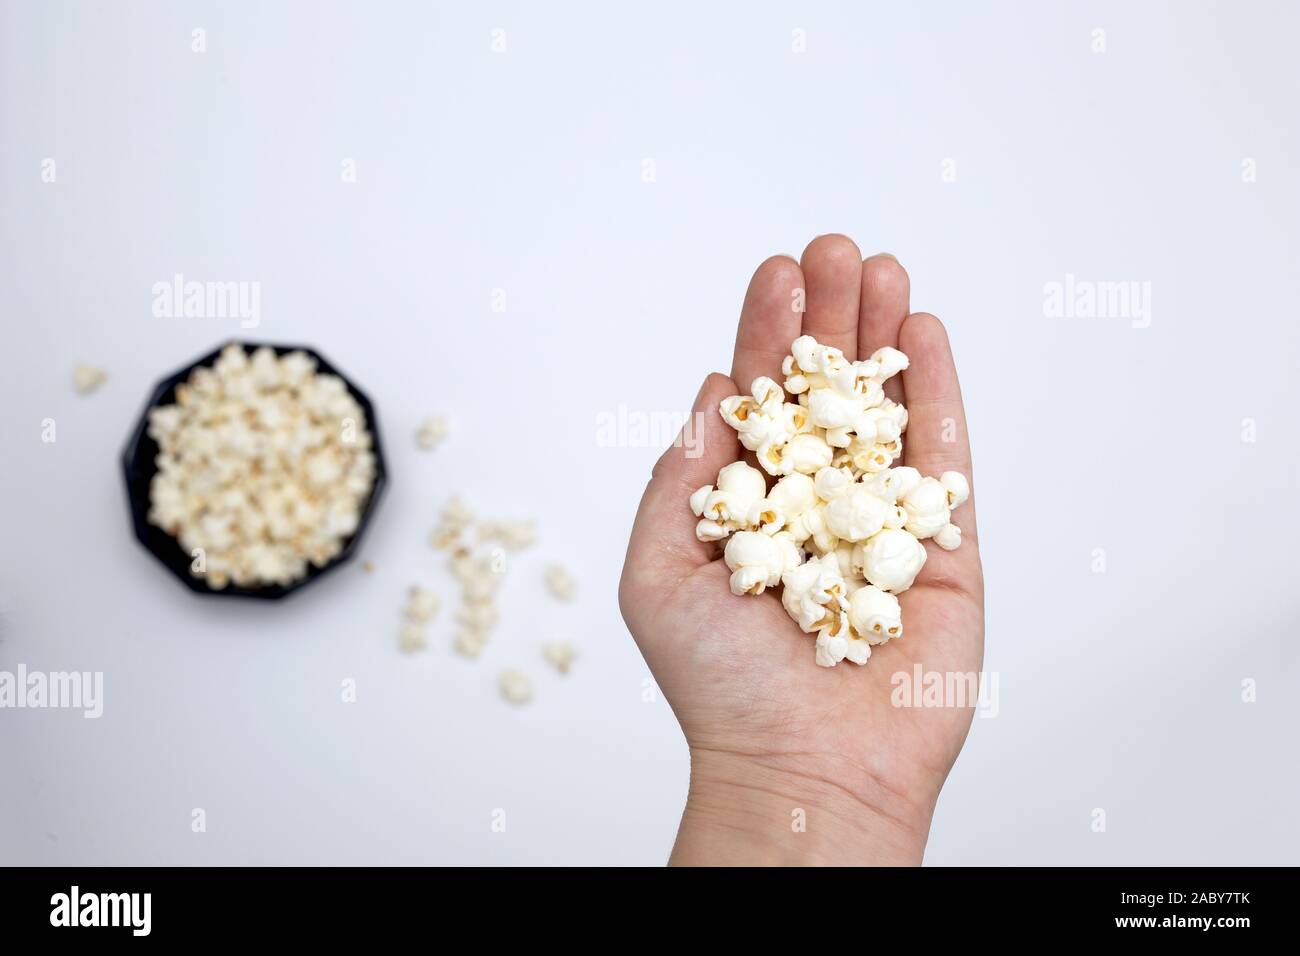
2;0;1297;865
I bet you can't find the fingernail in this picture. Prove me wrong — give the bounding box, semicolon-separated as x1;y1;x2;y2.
875;252;898;262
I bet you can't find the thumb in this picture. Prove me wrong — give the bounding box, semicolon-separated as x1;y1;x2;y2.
621;372;741;596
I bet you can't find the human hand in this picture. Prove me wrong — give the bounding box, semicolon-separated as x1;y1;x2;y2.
619;236;983;865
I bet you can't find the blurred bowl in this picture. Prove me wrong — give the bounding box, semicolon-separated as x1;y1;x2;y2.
121;341;387;600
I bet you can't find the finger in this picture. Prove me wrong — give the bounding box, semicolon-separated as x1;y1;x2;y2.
898;312;977;543
622;373;742;593
731;255;805;391
858;253;910;405
799;234;862;359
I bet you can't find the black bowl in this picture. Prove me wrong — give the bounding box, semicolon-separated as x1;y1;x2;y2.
121;341;387;600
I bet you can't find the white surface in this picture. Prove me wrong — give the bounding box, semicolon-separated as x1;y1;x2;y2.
2;0;1298;865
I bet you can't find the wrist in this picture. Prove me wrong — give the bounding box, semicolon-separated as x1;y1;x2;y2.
670;748;934;866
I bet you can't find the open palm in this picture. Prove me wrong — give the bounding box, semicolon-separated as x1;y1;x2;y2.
620;236;983;864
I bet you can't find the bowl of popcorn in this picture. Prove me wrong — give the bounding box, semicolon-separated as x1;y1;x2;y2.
122;342;386;598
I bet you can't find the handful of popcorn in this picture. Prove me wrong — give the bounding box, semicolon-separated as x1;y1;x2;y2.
146;344;377;590
690;335;970;668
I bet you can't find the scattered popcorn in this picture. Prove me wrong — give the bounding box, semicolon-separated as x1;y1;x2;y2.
430;496;474;549
432;499;537;659
399;622;427;654
694;334;971;667
498;668;533;704
455;631;487;659
415;415;449;450
458;552;503;603
543;641;577;674
420;495;578;703
404;585;440;622
457;608;493;656
72;363;108;394
146;344;376;589
544;563;577;601
457;602;499;633
479;520;537;551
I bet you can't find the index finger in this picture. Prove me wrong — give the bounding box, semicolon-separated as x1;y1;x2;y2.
731;255;805;392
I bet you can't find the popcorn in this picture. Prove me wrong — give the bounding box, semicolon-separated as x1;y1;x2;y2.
883;503;909;530
807;388;863;431
457;602;499;632
430;496;474;549
479;519;537;551
934;523;962;551
788;501;837;554
498;669;533;704
145;344;376;589
766;473;816;521
399;622;427;653
543;641;577;674
864;465;921;503
815;630;849;668
832;541;857;579
72;363;108;394
720;378;788;452
847;585;903;645
706;461;767;522
781;355;809;394
693;517;732;542
813;466;854;501
695;334;971;667
869;411;902;445
415;415;449;450
858;528;927;593
870;346;910;381
786;432;835;474
824;485;891;542
940;471;970;509
745;499;785;534
431;496;572;665
545;563;577;601
688;485;713;517
901;476;951;539
404;585;440;622
724;531;790;596
850;438;894;473
455;631;487;659
460;556;502;603
780;553;849;636
843;633;873;665
397;585;440;653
